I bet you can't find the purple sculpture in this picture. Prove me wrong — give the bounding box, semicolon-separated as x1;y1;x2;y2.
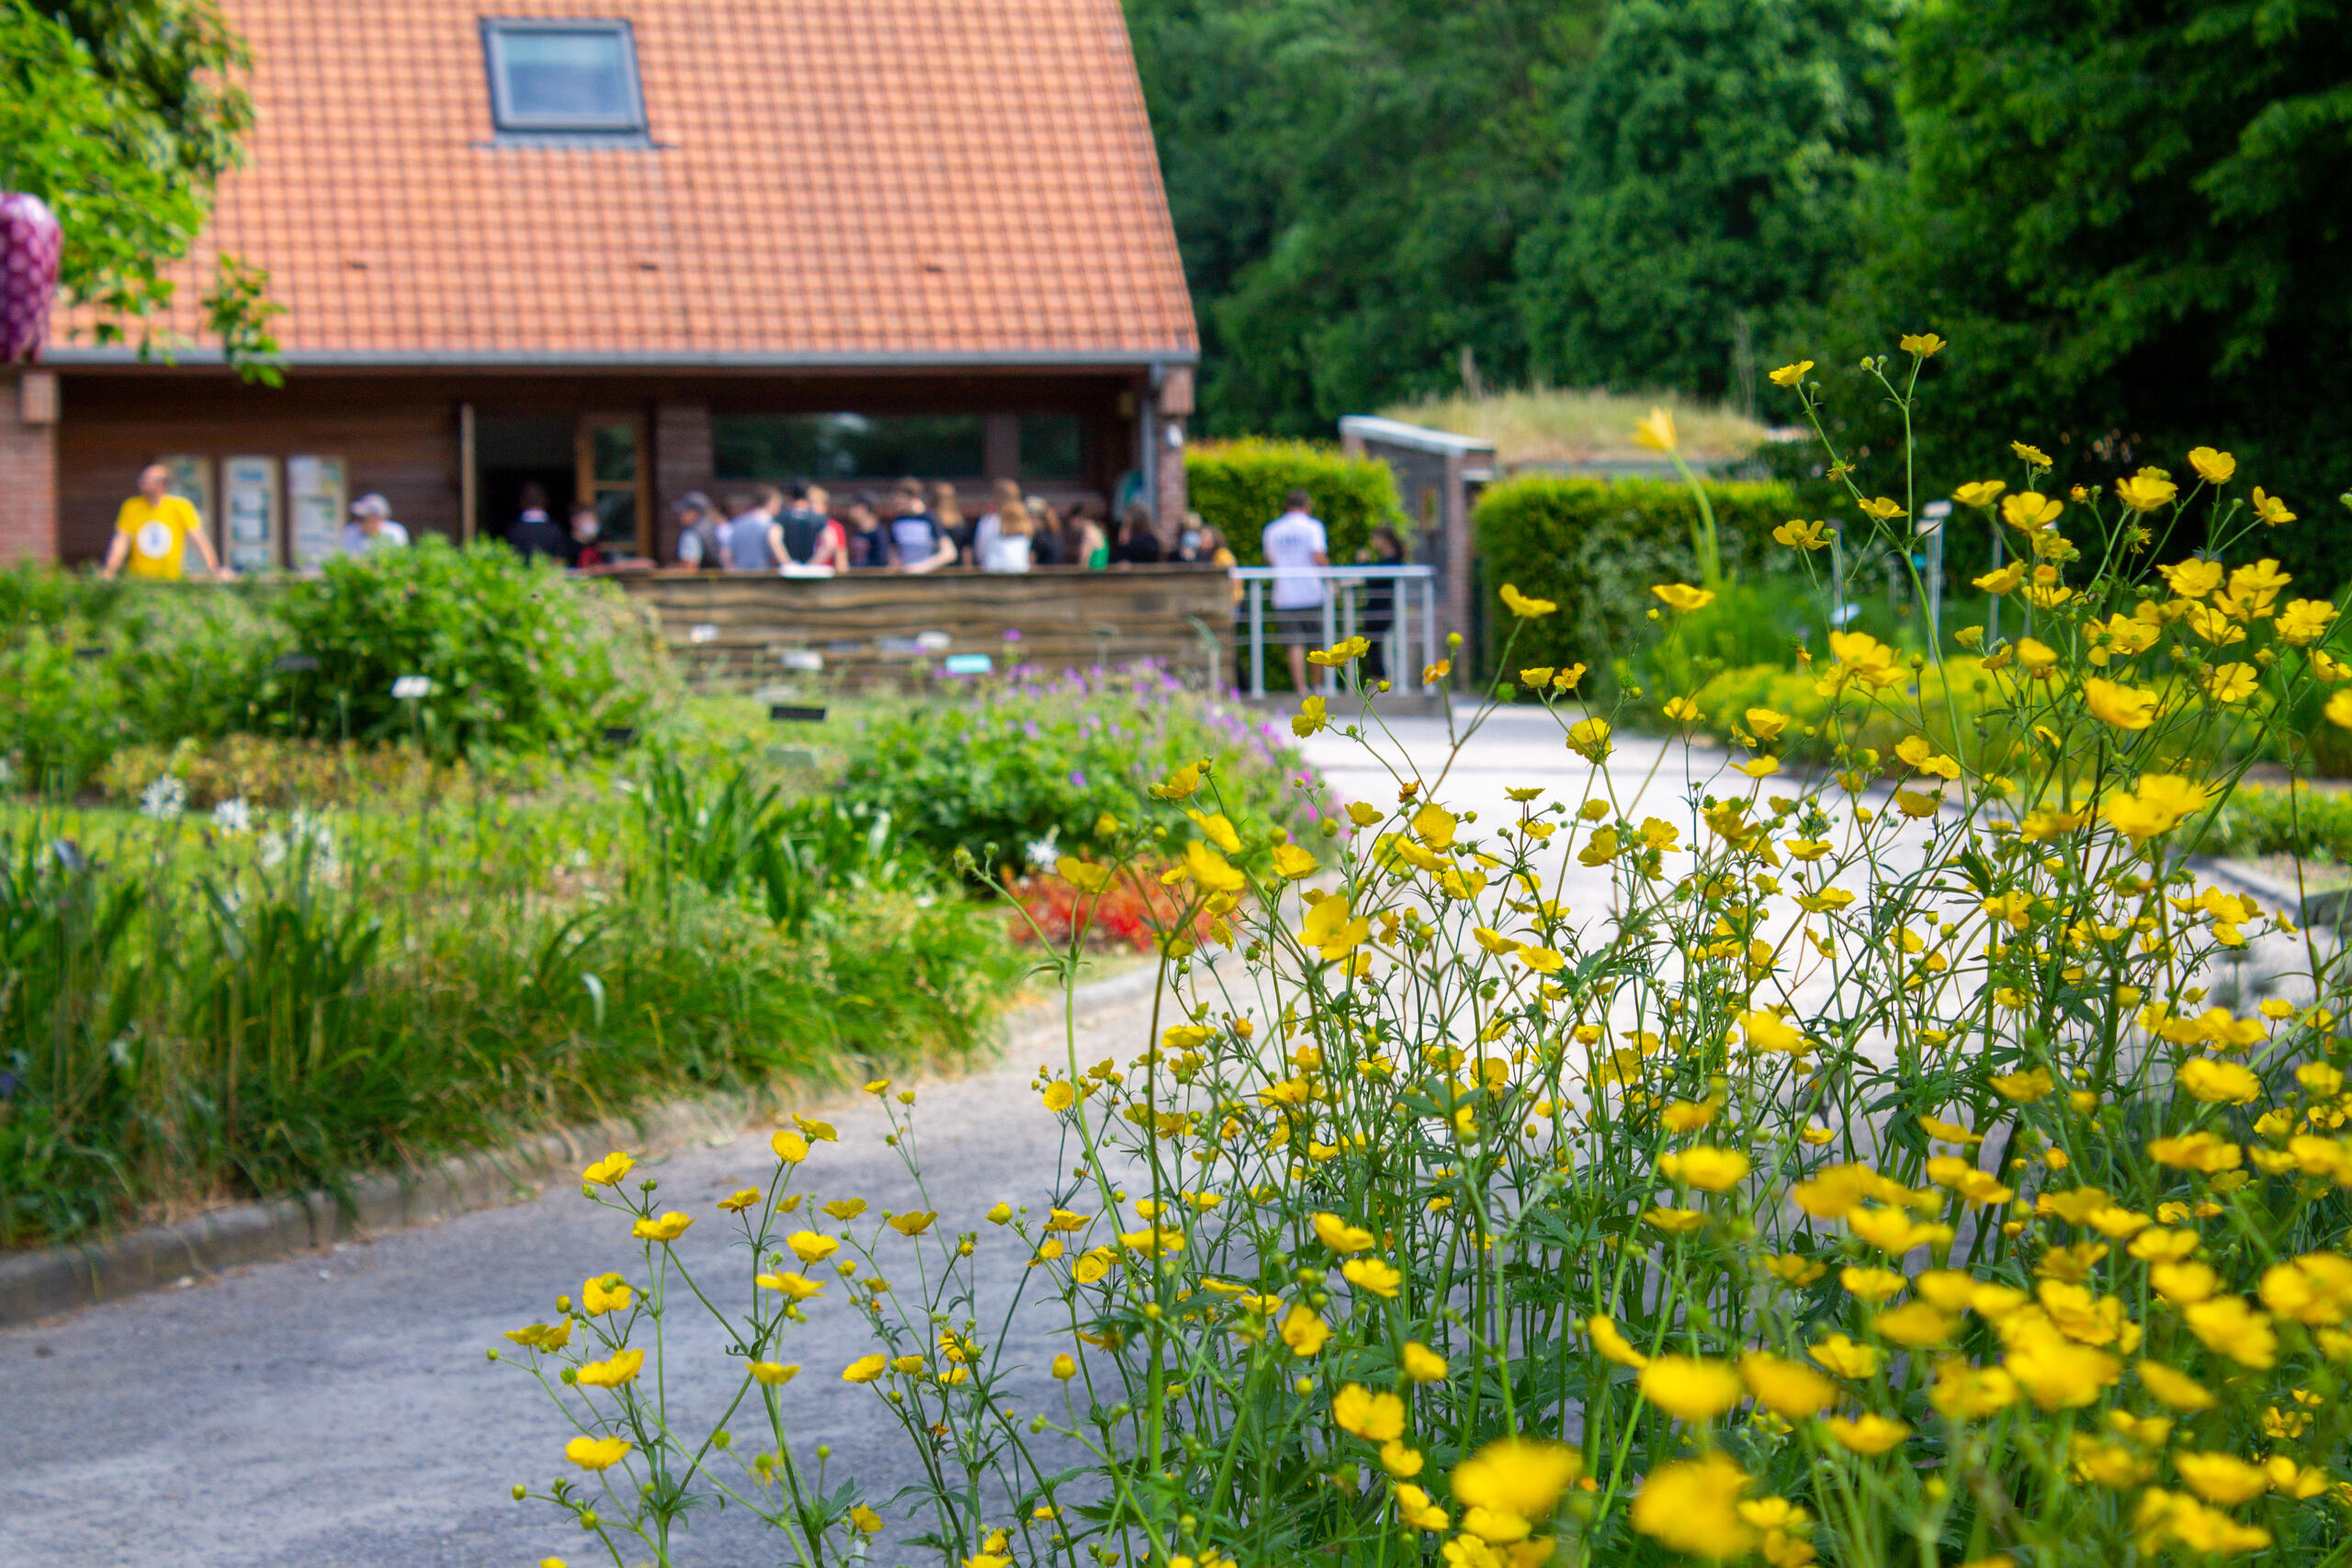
2;192;63;364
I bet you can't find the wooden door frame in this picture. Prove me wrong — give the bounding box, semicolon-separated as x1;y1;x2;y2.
574;408;653;558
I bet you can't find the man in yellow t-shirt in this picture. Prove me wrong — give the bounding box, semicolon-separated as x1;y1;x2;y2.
102;464;230;581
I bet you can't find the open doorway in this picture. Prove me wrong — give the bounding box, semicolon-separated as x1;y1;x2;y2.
474;414;575;547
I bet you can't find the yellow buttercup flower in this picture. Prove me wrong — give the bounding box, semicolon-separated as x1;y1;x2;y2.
1639;1355;1745;1421
575;1348;645;1388
747;1360;799;1386
770;1130;809;1165
755;1270;824;1299
2200;662;2258;704
1768;360;1813;387
786;1231;840;1265
1298;894;1371;959
1899;332;1946;357
2100;773;2209;843
1498;582;1556;618
888;1210;938;1236
2116;468;2178;512
1746;707;1789;741
1651;582;1716;613
1808;1334;1882;1380
1826;1414;1911;1455
1738;1352;1836;1417
1630;1453;1756;1560
717;1188;762;1213
1331;1383;1406;1441
1588;1313;1650;1369
1402;1341;1449;1382
2159;558;2223;599
1771;518;1831;549
1342;1257;1402;1298
2251;485;2295;525
631;1212;694;1243
1857;496;1905;521
565;1436;632;1471
581;1274;633;1316
2173;1452;2268;1506
2187;446;2235;484
2082;678;2158;731
1634;406;1679;453
1973;561;2026;595
842;1353;888;1383
2000;491;2063;529
1566;718;1613;761
1280;1303;1330;1355
1313;1211;1375;1253
1953;479;2006;509
2011;439;2052;468
1455;1438;1584;1522
582;1152;636;1187
2275;597;2335;645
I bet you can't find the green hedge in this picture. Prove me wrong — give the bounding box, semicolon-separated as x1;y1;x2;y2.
1472;474;1797;677
1185;439;1405;566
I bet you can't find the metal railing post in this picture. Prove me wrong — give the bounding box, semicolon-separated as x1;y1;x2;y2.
1249;581;1266;700
1319;592;1337;695
1422;579;1439;694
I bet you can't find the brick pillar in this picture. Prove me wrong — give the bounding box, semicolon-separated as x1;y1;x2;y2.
652;401;712;561
0;370;59;563
1157;366;1193;542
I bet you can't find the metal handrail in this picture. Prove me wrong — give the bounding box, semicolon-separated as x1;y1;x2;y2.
1223;564;1441;699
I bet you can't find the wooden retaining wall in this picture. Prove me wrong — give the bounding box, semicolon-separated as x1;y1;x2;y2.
619;565;1236;689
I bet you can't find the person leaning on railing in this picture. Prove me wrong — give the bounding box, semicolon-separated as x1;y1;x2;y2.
1261;486;1329;692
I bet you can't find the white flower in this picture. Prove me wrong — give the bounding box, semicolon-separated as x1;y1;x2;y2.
1024;829;1061;871
210;798;254;835
390;674;435;700
140;777;187;820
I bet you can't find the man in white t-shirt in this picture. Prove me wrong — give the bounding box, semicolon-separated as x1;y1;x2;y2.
1261;487;1330;694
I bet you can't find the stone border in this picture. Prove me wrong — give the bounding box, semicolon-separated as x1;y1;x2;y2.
0;964;1163;1327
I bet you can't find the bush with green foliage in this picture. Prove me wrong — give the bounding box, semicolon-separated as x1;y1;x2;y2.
268;536;670;754
1472;474;1796;680
1185;439;1405;567
0;546;673;792
840;661;1317;874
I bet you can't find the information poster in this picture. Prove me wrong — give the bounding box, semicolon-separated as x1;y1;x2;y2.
159;456;213;551
221;456;280;573
286;455;346;570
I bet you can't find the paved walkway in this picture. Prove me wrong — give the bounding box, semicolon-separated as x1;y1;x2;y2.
1;704;2317;1567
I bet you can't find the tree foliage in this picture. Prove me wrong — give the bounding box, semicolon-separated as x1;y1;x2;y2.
1811;0;2352;579
1126;0;1611;435
0;0;277;374
1516;0;1903;407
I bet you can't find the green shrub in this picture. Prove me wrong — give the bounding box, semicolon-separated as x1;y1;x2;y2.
839;663;1314;872
1185;438;1405;566
0;547;678;792
269;537;673;756
1473;474;1797;679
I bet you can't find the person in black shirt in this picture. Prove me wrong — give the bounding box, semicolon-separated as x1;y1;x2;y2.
1113;501;1164;565
508;483;570;563
1359;523;1406;682
843;493;889;570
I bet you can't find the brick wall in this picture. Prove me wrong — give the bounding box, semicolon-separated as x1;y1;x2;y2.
0;371;59;563
1157;416;1189;536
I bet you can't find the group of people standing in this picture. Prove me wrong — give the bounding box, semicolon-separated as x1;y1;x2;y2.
667;478;1216;575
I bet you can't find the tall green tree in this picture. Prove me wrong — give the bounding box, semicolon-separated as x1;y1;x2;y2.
1812;0;2352;579
0;0;277;374
1127;0;1609;435
1515;0;1902;408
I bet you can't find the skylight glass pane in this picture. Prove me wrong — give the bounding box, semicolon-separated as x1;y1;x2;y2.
487;23;643;131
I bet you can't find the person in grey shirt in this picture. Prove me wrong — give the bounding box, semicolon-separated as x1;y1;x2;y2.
720;491;780;571
341;494;410;555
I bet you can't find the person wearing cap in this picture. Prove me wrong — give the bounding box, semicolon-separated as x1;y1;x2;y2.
340;494;411;556
672;491;725;570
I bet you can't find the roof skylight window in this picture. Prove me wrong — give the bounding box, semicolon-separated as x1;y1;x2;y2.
482;19;645;135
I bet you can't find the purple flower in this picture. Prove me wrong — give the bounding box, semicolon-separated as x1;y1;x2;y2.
1004;628;1023;642
1069;771;1088;789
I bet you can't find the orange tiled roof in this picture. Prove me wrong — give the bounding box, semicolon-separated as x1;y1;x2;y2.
52;0;1196;364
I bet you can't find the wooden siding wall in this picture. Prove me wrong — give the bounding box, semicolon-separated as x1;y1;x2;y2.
622;565;1233;689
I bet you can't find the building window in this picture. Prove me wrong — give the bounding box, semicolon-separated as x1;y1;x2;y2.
482;19;645;134
1018;414;1086;481
714;414;987;481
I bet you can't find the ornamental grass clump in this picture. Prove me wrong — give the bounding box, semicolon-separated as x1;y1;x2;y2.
497;337;2352;1568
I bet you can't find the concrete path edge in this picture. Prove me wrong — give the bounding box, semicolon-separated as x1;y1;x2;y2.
0;963;1165;1327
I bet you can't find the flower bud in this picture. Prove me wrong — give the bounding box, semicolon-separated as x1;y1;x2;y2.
511;1484;527;1501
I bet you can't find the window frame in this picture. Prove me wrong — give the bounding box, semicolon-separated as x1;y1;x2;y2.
481;17;647;136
